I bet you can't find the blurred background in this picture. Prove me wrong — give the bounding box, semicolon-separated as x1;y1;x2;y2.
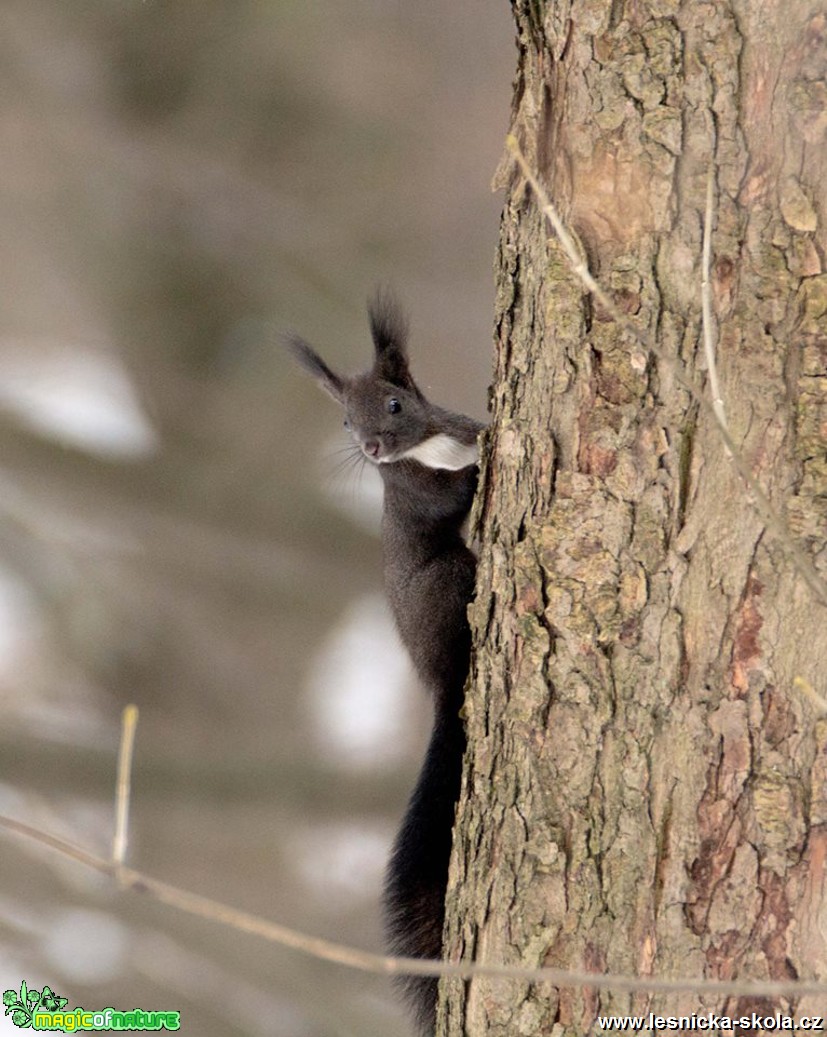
0;2;513;1034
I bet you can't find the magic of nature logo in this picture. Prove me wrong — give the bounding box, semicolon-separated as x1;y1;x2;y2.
3;980;180;1031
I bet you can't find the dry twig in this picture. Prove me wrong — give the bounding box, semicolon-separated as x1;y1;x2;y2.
506;135;827;609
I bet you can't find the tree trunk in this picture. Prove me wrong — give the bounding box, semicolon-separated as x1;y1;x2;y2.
441;0;827;1033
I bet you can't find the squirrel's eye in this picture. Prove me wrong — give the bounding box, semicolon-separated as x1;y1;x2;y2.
343;417;351;430
387;398;401;415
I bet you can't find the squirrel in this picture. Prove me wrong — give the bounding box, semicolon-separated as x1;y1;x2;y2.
286;290;484;1035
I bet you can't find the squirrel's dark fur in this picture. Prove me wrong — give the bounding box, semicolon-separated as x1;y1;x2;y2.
287;291;483;1035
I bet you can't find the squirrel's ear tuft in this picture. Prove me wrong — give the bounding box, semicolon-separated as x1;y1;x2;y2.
284;333;345;403
368;288;415;389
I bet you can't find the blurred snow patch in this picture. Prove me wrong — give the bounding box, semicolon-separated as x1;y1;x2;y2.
135;933;311;1036
0;571;37;675
44;909;128;982
0;565;107;744
0;339;158;459
308;593;413;768
291;821;389;899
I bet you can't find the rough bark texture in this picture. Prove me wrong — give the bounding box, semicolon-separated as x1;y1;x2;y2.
441;1;827;1033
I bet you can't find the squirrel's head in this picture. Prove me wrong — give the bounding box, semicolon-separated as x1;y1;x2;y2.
287;290;479;471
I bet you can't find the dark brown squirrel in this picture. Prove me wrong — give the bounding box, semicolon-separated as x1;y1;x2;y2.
286;290;484;1035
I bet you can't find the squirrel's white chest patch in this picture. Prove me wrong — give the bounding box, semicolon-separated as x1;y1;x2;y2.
390;433;478;471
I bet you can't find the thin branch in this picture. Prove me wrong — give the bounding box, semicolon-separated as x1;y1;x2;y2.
505;135;827;609
701;165;729;443
112;704;139;870
1;812;826;998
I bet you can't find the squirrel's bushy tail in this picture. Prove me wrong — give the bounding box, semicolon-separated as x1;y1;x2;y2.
384;708;466;1036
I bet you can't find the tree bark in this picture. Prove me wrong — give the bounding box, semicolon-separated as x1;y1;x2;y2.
441;0;827;1033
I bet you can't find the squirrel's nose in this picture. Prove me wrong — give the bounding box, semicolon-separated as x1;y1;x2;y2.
363;439;381;458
